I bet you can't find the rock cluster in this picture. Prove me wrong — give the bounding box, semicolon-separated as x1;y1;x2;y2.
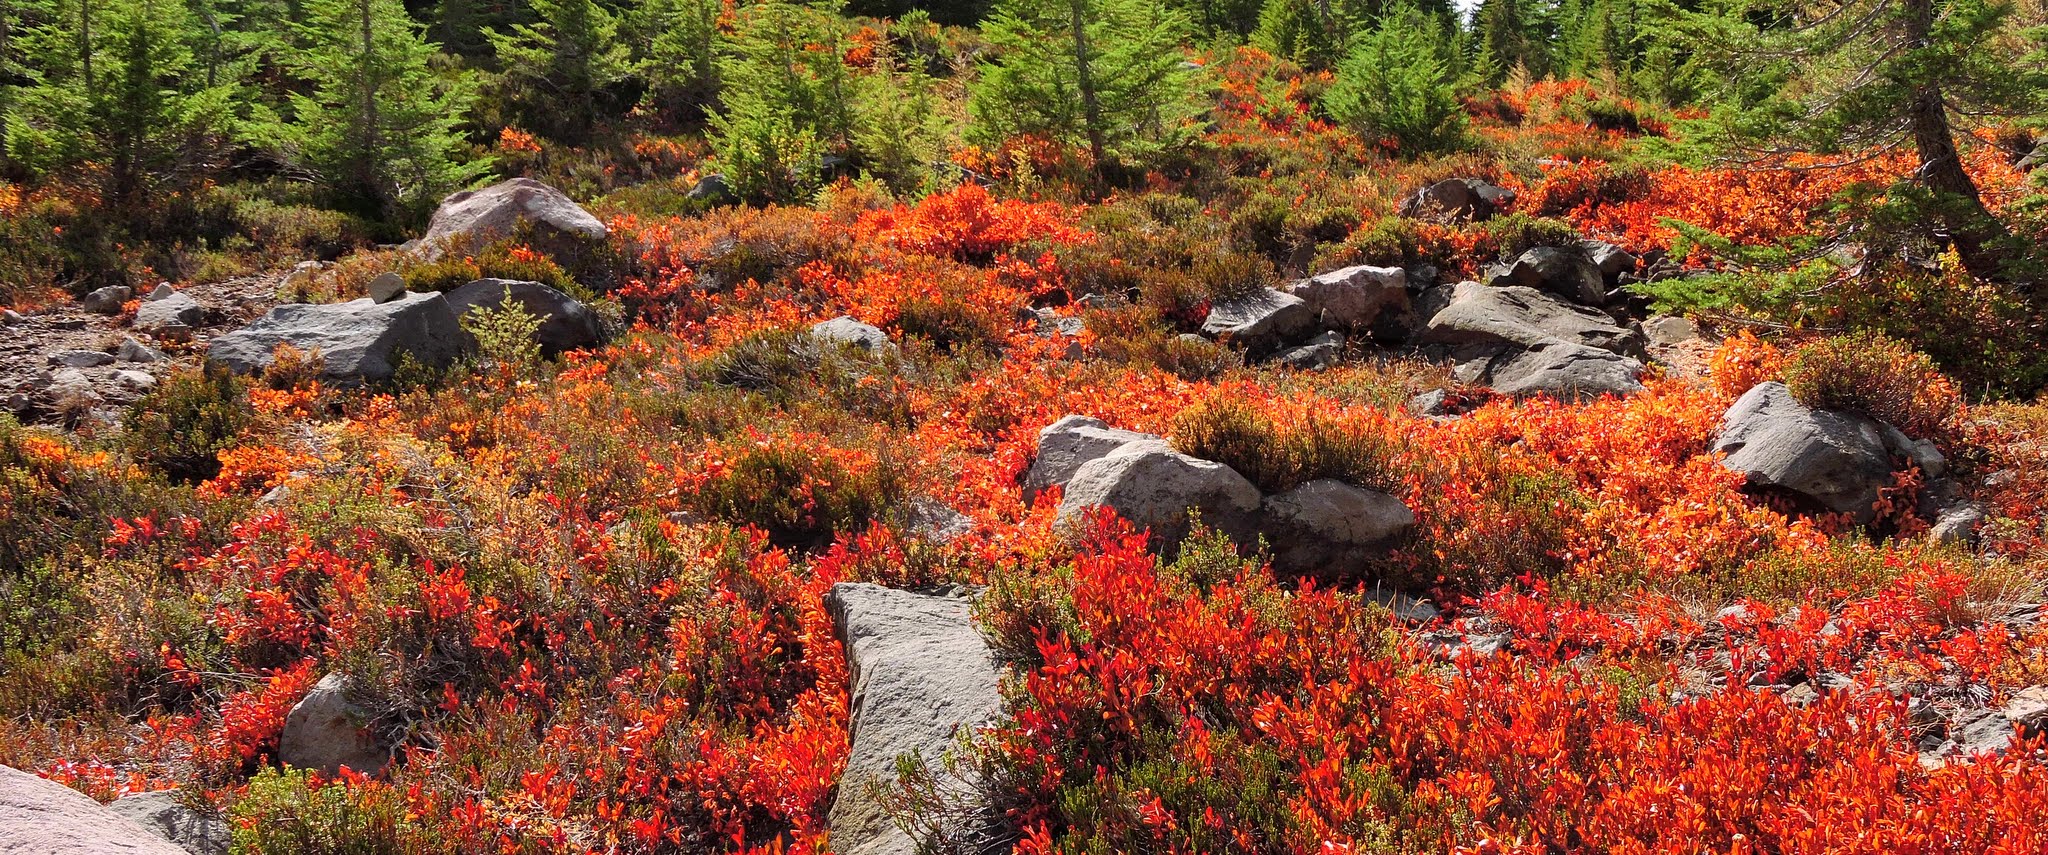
1028;416;1415;579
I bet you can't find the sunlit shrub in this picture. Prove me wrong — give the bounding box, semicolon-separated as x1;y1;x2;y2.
1171;393;1399;493
122;364;251;483
1784;332;1961;437
231;768;433;855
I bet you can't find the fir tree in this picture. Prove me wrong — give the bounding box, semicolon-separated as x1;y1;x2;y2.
288;0;482;223
708;0;855;202
489;0;632;143
630;0;722;125
1688;0;2048;284
1322;5;1467;156
969;0;1204;175
851;41;954;197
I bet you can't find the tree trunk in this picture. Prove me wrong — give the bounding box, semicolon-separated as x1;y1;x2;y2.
1069;0;1105;171
1900;0;2017;284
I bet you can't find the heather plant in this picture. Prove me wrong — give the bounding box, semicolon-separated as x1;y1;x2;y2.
1783;332;1961;438
121;363;251;483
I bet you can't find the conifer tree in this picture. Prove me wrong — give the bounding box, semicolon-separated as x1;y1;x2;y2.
1688;0;2048;284
969;0;1204;174
707;0;855;202
1322;5;1466;156
852;41;954;196
288;0;482;223
631;0;722;124
9;0;239;206
490;0;632;143
1472;0;1552;83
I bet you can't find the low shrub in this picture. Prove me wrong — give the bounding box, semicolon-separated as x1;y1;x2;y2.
122;364;251;483
231;768;432;855
1784;332;1961;438
691;432;904;549
1171;393;1399;493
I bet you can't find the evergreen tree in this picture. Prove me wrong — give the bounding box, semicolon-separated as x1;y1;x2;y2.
9;0;240;206
708;0;856;202
851;41;954;196
630;0;721;125
1322;5;1466;156
288;0;482;222
969;0;1204;174
489;0;632;143
1173;0;1266;40
1688;0;2048;284
1472;0;1552;83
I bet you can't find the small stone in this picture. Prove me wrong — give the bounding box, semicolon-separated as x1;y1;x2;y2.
80;285;133;314
148;282;176;300
1642;315;1700;347
118;337;167;363
3;393;29;414
366;272;407;304
1;309;23;325
2005;687;2048;738
1930;503;1988;547
810;316;893;353
49;350;116;368
1269;342;1339;370
1368;588;1440;623
115;370;158;393
136;291;204;330
1408;389;1450;417
279;673;389;778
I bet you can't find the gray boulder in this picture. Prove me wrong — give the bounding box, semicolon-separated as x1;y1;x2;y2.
114;370;158;394
117;337;167;364
1056;442;1262;546
444;279;605;355
1713;382;1898;525
135;290;203;331
1581;240;1637;279
1201;289;1313;352
1259;479;1415;578
49;350;115;368
826;584;1003;855
811;316;893;353
105;792;227;855
208;292;469;384
1023;415;1165;503
1269;341;1340;370
1641;315;1700;347
1930;503;1988;547
1486;246;1606;306
1420;282;1641;356
279;673;388;778
686;173;737;205
1453;341;1645;402
0;765;188;855
80;285;132;315
1282;265;1409;330
366;272;407;304
419;178;607;261
1399;178;1514;222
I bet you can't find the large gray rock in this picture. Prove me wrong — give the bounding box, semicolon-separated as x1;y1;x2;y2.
1023;415;1165;503
826;584;1003;855
1420;282;1640;355
419;178;607;261
134;291;203;331
278;673;389;778
1399;178;1514;222
0;765;188;855
1582;240;1637;279
444;279;605;355
1056;442;1262;546
79;285;132;315
1282;265;1409;330
105;792;227;855
1202;289;1313;352
811;316;893;353
1259;479;1415;578
1486;246;1606;306
208;292;469;384
1453;341;1644;402
1713;382;1898;525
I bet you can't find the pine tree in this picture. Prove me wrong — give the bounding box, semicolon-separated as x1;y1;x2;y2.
288;0;483;223
8;0;239;206
1687;0;2048;284
708;0;856;202
489;0;632;143
969;0;1204;175
1322;5;1466;157
1472;0;1551;83
851;41;954;197
630;0;721;125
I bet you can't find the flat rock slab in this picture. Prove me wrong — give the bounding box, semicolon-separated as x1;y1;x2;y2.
827;583;1003;855
208;292;469;384
0;766;188;855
